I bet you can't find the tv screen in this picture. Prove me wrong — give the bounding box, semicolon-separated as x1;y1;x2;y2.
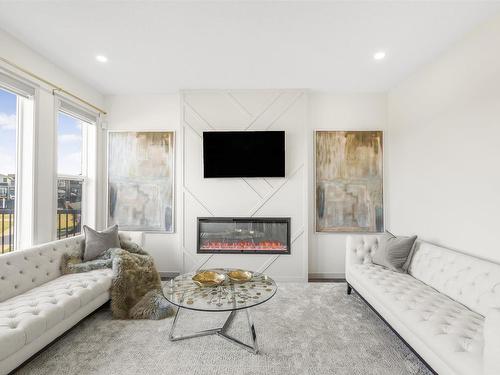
203;131;285;178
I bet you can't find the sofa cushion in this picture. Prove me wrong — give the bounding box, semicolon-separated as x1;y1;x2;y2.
408;241;500;316
0;269;112;361
349;263;484;375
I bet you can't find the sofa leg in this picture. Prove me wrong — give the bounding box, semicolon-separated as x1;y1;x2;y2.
347;284;352;295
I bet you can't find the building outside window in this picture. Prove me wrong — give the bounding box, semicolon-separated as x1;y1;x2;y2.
1;74;95;249
56;111;86;239
0;73;35;252
55;99;98;240
0;88;17;253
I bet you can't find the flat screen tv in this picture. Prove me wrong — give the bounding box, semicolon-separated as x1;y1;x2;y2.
203;131;285;178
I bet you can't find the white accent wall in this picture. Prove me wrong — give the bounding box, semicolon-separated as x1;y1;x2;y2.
181;90;308;282
104;94;182;275
308;93;388;279
104;92;388;279
387;14;500;262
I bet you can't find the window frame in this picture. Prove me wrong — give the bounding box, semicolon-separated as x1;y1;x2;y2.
54;97;98;239
0;71;36;251
15;94;35;250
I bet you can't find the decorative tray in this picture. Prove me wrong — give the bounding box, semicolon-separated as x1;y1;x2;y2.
227;269;253;283
192;270;226;287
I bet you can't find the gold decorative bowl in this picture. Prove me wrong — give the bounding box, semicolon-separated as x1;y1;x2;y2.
227;269;253;283
192;271;226;287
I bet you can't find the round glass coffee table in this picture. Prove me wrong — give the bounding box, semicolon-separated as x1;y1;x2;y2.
163;269;277;354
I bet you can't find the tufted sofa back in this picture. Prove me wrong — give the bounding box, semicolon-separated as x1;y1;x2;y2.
0;231;144;303
0;235;84;303
345;235;380;266
408;241;500;317
346;235;500;316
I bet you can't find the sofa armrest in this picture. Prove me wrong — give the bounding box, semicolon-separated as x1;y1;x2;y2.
346;235;380;269
484;308;500;375
118;231;144;248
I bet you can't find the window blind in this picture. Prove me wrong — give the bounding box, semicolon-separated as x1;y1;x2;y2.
0;71;36;98
57;97;99;125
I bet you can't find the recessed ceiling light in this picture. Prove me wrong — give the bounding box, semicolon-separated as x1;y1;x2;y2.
373;51;386;61
95;55;108;63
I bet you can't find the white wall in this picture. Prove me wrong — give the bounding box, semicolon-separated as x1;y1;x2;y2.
0;29;104;245
104;94;181;274
308;93;388;278
104;92;388;278
387;14;500;262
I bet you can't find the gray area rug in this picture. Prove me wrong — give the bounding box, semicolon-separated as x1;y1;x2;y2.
14;283;431;375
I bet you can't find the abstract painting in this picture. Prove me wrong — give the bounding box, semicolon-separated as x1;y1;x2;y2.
108;131;174;232
315;131;383;232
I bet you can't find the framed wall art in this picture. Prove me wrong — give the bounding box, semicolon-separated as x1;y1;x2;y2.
108;131;175;232
315;130;383;232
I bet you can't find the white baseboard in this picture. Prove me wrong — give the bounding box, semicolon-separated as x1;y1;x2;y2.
308;272;345;280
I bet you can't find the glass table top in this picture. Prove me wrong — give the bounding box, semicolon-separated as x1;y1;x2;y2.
163;269;277;312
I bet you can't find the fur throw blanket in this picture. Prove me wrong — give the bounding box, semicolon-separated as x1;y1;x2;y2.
61;240;173;320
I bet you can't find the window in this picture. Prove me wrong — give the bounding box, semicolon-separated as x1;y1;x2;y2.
0;88;17;253
0;72;35;252
56;112;86;238
55;99;98;239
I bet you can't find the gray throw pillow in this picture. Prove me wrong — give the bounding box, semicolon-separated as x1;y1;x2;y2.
372;232;417;273
83;225;120;261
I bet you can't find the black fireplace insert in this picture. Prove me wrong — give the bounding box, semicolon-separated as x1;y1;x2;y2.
197;217;291;254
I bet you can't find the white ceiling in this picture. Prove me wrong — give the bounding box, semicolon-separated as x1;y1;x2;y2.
0;1;499;95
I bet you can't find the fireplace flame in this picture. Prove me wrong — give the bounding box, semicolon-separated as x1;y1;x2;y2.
201;240;287;251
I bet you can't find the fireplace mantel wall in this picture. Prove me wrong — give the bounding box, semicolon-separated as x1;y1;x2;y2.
181;90;309;282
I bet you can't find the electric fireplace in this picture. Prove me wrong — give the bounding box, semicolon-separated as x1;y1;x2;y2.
197;217;291;254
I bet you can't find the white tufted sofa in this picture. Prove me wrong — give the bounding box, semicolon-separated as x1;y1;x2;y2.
346;236;500;375
0;232;143;375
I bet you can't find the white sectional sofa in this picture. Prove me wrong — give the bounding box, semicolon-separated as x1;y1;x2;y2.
0;232;142;375
346;235;500;375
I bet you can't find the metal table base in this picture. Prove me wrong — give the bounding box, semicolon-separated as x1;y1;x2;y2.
169;307;259;354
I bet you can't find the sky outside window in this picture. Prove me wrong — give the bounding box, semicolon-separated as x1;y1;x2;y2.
0;88;17;175
57;112;83;176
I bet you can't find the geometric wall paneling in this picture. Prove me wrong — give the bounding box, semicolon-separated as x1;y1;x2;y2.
269;98;307;174
253;166;304;228
228;91;280;120
181;189;211;272
183;126;260;215
242;178;274;199
203;253;275;275
245;91;304;131
184;92;252;129
183;105;210;136
252;166;306;280
181;190;207;248
265;242;305;279
261;177;282;190
181;90;308;281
